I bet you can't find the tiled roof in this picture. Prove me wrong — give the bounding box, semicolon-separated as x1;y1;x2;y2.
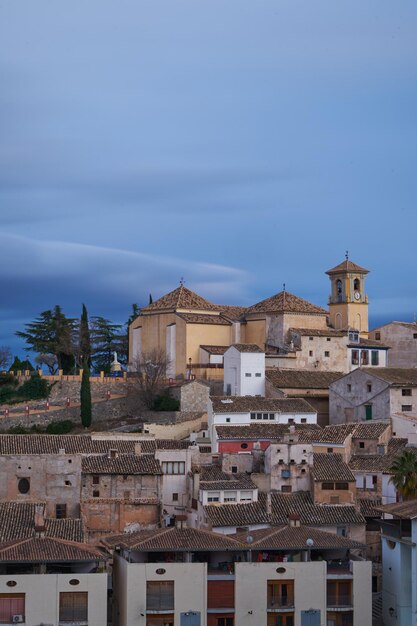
216;305;247;322
211;396;316;414
200;473;257;490
0;434;155;455
266;369;344;390
246;291;327;316
375;500;417;520
305;424;357;444
228;344;264;353
387;438;408;454
0;502;85;543
268;492;365;526
361;368;417;386
351;422;391;440
358;498;382;518
290;328;346;337
204;500;270;528
155;439;195;450
102;527;245;551
177;313;231;325
349;455;394;472
142;285;218;313
81;455;162;475
313;454;355;482
205;492;365;528
200;345;229;355
233;525;364;550
326;259;369;275
0;537;105;563
347;339;389;349
215;424;321;441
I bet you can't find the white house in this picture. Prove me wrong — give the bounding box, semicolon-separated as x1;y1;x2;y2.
223;344;265;397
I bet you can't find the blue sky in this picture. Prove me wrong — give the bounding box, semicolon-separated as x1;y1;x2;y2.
1;1;417;356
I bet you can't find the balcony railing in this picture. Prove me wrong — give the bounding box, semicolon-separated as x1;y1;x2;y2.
267;594;295;609
327;594;353;607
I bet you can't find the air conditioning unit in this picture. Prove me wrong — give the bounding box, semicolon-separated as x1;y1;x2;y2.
12;616;24;624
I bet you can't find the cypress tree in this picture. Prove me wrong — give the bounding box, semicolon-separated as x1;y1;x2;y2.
80;364;92;428
79;304;92;368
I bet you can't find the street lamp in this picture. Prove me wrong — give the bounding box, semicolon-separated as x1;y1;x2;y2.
306;538;314;562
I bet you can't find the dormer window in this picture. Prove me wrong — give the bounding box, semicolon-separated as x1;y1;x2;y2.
349;331;359;343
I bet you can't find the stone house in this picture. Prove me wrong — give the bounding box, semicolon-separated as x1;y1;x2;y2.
312;453;356;505
369;321;417;367
329;367;417;424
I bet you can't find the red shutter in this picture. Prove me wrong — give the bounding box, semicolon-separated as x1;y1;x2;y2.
207;580;235;608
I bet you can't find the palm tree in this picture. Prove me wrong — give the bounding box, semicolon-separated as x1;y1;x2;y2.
389;450;417;501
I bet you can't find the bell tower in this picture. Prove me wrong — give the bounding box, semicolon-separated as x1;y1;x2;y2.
326;254;369;335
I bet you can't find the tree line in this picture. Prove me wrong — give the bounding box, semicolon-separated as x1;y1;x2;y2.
13;303;140;375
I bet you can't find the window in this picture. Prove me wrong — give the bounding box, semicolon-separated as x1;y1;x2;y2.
322;482;334;490
309;336;314;341
349;331;359;343
281;485;292;493
359;441;365;449
327;337;331;342
414;333;417;339
217;619;234;626
326;612;353;626
361;351;369;365
255;373;262;377
224;491;237;502
226;418;231;423
17;478;30;494
93;490;100;498
375;332;381;340
0;594;25;623
245;373;252;377
268;616;294;626
402;389;412;396
301;418;307;423
325;351;330;358
231;466;238;474
402;405;412;412
162;462;185;475
347;384;351;392
335;482;349;490
327;580;352;607
59;592;88;623
327;448;333;453
288;418;294;424
267;580;294;609
207;492;220;502
351;350;359;365
172;493;178;502
250;412;256;420
92;475;100;485
337;526;347;537
365;405;373;420
56;503;67;519
367;384;372;392
241;443;248;449
371;351;379;365
146;581;174;611
240;491;253;501
309;351;313;357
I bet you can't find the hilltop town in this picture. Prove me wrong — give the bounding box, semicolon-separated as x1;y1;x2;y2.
1;257;416;626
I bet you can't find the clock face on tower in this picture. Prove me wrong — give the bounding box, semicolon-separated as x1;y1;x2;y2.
354;291;361;301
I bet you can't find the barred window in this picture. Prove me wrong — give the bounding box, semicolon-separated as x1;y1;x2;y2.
59;592;88;623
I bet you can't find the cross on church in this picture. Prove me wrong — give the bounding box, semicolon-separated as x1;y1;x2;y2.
180;277;185;286
345;250;349;260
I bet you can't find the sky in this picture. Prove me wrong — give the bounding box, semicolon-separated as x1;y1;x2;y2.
1;1;417;357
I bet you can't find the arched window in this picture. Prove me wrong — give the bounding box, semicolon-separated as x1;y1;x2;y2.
335;313;342;329
354;278;360;292
336;279;343;302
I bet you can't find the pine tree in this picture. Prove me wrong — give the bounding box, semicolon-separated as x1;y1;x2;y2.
80;364;92;428
79;304;92;368
149;294;153;305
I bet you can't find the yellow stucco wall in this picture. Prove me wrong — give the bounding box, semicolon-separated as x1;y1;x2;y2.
244;318;266;346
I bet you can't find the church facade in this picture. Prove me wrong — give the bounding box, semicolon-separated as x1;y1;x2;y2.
128;258;388;377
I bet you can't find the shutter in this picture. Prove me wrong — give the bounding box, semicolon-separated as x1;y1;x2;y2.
300;609;321;626
207;581;235;608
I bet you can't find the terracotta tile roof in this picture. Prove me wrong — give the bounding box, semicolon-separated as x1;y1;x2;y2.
205;491;365;528
358;498;382;518
204;500;270;528
351;422;391;439
215;424;321;441
375;500;417;519
200;470;257;490
142;285;218;313
81;455;162;475
177;312;231;325
102;527;245;551
360;368;417;386
0;434;155;455
0;537;105;563
246;291;327;316
211;396;316;414
349;445;414;474
266;370;344;390
200;345;229;355
268;492;365;526
82;497;159;505
326;259;369;275
233;525;365;550
313;453;355;482
228;344;264;353
347;339;389;348
387;438;408;454
290;328;346;337
215;305;247;322
0;502;85;543
304;424;357;444
155;439;196;450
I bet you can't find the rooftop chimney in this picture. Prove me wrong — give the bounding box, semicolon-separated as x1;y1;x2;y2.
34;504;46;537
288;512;301;528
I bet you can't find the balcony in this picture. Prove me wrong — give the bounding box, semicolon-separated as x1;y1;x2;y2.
327;594;353;608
